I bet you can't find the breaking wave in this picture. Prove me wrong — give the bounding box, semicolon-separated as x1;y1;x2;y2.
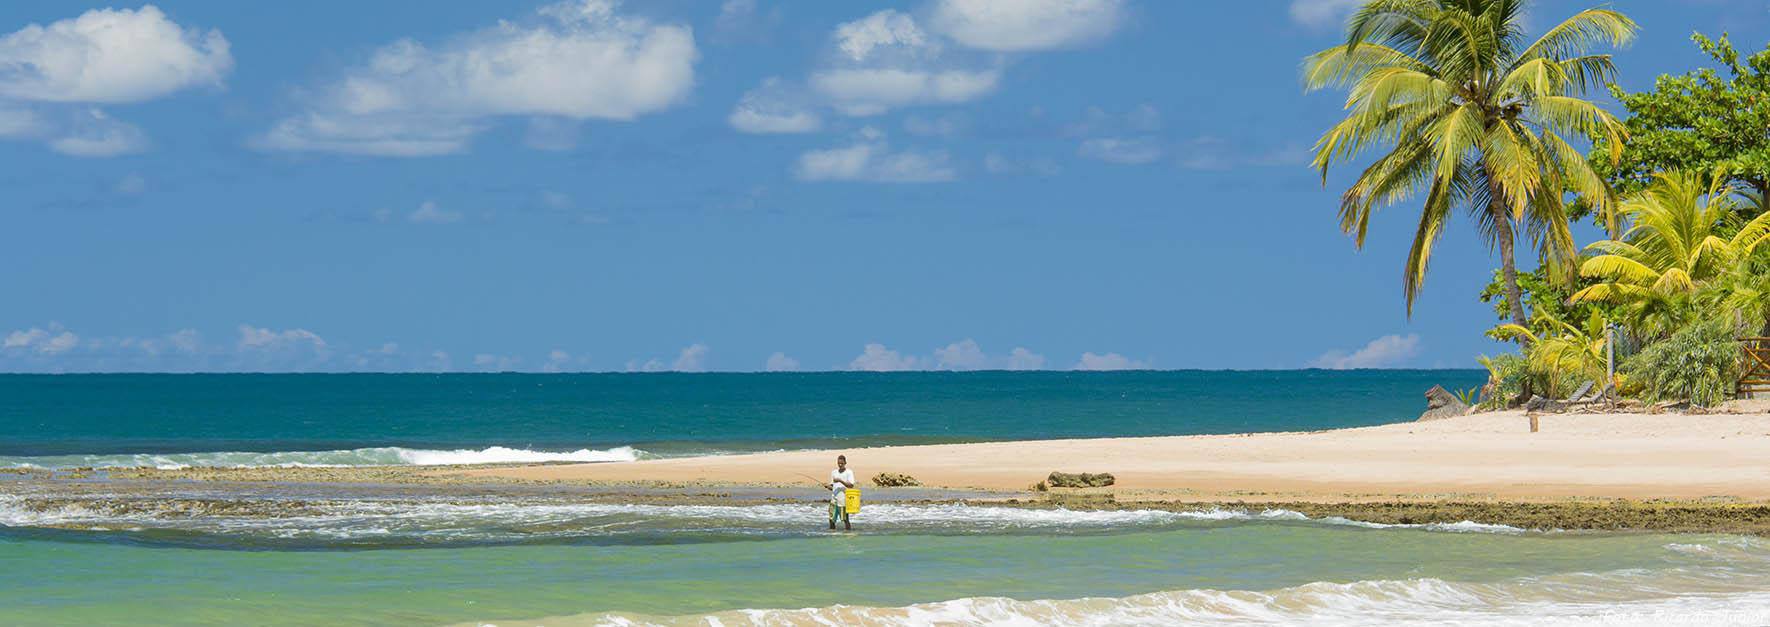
475;571;1770;626
0;445;643;469
0;497;1538;547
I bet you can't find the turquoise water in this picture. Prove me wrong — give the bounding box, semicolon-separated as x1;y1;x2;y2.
0;370;1482;465
5;501;1770;625
9;370;1770;625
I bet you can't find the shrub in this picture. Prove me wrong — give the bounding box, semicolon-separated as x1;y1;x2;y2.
1622;317;1743;407
1475;353;1531;409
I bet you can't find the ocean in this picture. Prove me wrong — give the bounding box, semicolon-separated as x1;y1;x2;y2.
8;370;1770;625
0;370;1480;468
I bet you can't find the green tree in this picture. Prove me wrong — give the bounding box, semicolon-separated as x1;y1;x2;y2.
1570;171;1770;338
1594;34;1770;203
1490;309;1610;397
1305;0;1635;325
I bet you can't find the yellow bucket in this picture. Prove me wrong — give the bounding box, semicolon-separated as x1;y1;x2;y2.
844;488;861;514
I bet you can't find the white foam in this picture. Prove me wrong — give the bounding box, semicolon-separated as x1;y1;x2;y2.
474;576;1770;627
0;445;643;469
0;498;1547;543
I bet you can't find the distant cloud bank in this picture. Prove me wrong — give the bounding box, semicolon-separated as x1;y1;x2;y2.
1311;334;1422;369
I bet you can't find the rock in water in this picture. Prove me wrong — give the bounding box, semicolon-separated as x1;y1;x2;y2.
871;472;921;487
1046;471;1115;488
1418;385;1469;421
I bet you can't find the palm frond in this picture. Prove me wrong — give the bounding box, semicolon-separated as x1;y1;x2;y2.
1515;9;1637;63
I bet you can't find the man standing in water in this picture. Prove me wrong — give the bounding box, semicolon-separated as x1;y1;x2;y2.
826;454;855;530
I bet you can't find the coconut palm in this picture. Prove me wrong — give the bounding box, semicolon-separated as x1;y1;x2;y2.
1571;171;1770;305
1489;310;1609;397
1304;0;1636;324
1714;255;1770;336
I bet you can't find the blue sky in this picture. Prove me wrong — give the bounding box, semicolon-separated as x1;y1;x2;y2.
1;0;1766;373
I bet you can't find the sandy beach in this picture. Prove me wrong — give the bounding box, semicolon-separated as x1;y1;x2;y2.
452;410;1770;502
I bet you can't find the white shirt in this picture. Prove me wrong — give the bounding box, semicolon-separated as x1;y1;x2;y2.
830;468;855;504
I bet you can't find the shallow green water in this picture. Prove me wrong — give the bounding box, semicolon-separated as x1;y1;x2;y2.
3;519;1758;625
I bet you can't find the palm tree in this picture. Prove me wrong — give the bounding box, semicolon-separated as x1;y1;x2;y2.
1489;309;1609;397
1571;172;1768;297
1304;0;1635;325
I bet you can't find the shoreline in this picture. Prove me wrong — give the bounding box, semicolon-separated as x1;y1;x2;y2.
439;409;1770;500
9;410;1770;534
8;472;1770;535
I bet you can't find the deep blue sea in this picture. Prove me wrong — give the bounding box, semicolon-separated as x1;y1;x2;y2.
0;370;1485;467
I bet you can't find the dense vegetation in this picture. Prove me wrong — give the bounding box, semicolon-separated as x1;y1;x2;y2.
1311;0;1770;408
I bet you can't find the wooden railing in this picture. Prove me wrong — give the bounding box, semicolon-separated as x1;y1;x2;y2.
1742;337;1770;397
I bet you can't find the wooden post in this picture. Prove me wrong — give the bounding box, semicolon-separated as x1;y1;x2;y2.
1529;414;1539;433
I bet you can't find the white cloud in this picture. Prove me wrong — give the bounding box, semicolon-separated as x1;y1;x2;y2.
1006;347;1046;370
45;108;146;157
727;1;1128;139
257;114;480;157
626;343;710;372
765;351;800;372
407;200;463;224
0;6;232;104
541;349;574;373
795;127;955;183
810;10;1001;117
728;77;820;134
1074;352;1146;371
168;329;201;353
673;343;710;372
1311;334;1422;369
929;0;1124;52
1078;136;1161;164
811;66;1000;117
237;324;328;354
845;339;1049;371
713;0;777;42
849;343;921;372
932;339;988;370
1289;0;1365;29
833;10;929;61
254;0;696;156
0;6;227;157
3;325;79;355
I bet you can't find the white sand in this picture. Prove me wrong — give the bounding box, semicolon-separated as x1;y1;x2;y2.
453;411;1770;502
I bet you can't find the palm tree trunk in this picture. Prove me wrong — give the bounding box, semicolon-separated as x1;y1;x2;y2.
1485;167;1529;327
